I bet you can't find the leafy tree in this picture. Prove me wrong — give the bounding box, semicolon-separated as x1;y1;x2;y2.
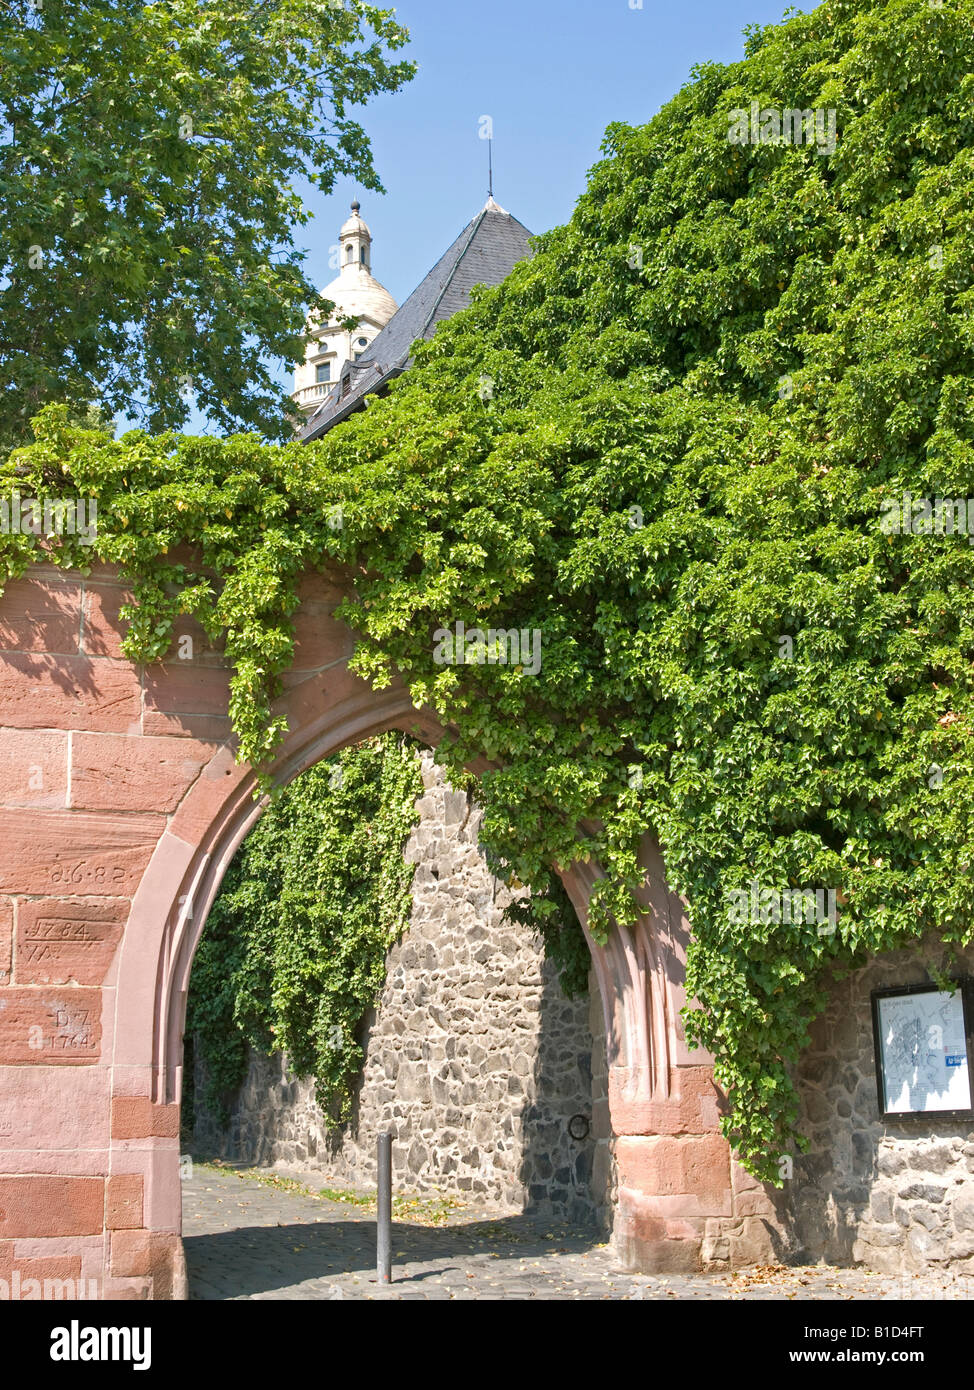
5;0;974;1176
0;0;414;444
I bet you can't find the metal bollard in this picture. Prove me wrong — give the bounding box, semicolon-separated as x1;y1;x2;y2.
377;1131;392;1284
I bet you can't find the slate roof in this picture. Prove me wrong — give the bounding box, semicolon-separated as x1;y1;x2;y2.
299;197;534;442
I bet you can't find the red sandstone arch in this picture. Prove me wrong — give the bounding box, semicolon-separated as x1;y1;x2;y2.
0;561;783;1298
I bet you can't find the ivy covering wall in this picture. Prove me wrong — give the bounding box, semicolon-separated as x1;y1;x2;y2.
3;0;972;1178
185;734;424;1127
183;734;590;1130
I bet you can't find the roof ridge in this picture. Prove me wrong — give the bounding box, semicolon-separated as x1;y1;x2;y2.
416;206;489;342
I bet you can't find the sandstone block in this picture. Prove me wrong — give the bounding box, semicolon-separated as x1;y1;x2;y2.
0;653;140;732
111;1098;179;1140
0;987;101;1062
70;732;213;813
106;1174;144;1230
0;809;164;896
0;1176;103;1237
0;729;69;808
290;605;353;671
615;1133;732;1211
15;898;127;986
0;899;10;985
0;577;81;653
81;583;133;659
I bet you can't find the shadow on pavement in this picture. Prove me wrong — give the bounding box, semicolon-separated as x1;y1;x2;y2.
184;1211;603;1300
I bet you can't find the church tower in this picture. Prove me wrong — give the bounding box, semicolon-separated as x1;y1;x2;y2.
291;202;398;417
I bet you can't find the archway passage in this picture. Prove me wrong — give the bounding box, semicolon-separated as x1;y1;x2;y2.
0;561;784;1297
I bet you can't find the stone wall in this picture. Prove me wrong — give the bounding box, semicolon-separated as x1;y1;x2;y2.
792;935;974;1274
588;984;616;1237
191;753;608;1225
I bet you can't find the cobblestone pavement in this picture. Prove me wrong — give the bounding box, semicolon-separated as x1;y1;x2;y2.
182;1163;973;1301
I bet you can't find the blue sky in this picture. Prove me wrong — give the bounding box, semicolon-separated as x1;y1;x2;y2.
306;0;810;299
193;0;814;428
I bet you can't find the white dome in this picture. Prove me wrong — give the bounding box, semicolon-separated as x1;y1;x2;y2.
293;201;398;419
319;268;397;328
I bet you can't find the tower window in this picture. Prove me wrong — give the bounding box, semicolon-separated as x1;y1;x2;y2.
315;362;331;383
360;246;366;264
346;245;353;262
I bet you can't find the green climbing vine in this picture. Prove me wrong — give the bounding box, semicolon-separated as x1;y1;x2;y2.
3;0;973;1180
185;734;424;1127
183;735;588;1131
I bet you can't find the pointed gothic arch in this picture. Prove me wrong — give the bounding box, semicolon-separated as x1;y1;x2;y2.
0;562;782;1297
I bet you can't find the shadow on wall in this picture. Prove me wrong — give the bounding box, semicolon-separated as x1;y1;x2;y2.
518;954;598;1228
790;935;974;1274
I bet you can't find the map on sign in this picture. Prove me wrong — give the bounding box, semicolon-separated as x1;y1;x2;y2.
876;989;971;1114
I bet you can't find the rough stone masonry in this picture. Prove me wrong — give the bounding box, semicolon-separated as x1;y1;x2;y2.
792;935;974;1275
191;753;615;1230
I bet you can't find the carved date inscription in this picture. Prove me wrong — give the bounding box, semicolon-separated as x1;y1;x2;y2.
0;988;101;1063
16;903;125;985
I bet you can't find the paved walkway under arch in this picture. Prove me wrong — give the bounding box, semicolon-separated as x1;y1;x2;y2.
182;1164;967;1302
